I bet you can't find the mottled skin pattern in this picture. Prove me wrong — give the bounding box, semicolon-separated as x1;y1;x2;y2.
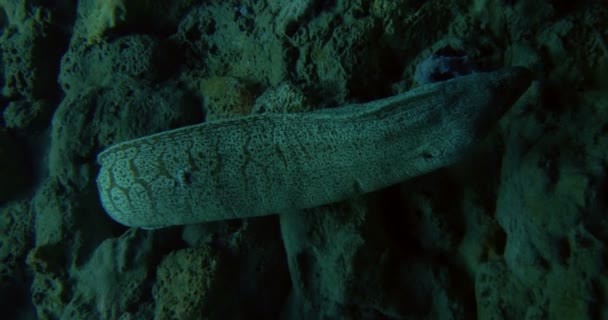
96;67;532;228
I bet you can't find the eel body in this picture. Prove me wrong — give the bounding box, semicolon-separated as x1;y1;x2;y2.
96;67;531;228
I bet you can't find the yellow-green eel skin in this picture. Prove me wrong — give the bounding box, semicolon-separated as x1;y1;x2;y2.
96;67;532;228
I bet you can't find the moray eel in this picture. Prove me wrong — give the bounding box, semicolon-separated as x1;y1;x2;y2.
96;67;531;228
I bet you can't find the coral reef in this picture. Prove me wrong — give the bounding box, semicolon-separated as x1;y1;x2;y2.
1;0;607;319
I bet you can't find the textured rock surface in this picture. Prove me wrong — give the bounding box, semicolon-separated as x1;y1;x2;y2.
153;247;218;320
252;82;311;114
61;229;155;319
0;199;35;319
175;219;290;320
0;3;65;101
3;99;52;129
0;199;33;279
59;35;165;93
1;0;607;319
48;76;202;190
197;76;254;120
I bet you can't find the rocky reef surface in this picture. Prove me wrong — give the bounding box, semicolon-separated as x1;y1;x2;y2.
1;0;607;319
